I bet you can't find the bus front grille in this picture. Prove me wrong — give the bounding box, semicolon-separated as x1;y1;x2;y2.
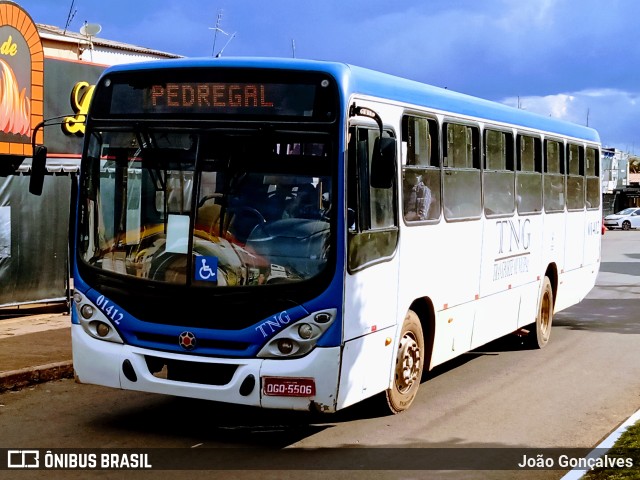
144;356;238;386
135;332;250;352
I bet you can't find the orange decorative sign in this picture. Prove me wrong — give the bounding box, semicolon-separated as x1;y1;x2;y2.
1;34;17;56
1;57;31;136
0;1;44;157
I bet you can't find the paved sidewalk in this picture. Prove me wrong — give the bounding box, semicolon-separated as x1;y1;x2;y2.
0;312;73;392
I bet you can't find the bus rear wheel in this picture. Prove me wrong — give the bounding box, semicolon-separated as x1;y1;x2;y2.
529;277;553;349
385;310;424;414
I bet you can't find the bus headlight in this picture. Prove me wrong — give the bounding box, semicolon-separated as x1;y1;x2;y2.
257;309;337;358
298;323;314;340
95;322;111;338
73;291;83;304
277;339;296;355
73;291;124;345
80;304;94;319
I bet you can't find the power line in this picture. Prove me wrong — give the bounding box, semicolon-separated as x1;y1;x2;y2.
63;0;77;35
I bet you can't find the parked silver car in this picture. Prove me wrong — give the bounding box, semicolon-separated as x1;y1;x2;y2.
604;207;640;230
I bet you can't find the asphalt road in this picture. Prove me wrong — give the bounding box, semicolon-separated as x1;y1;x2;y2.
1;230;639;480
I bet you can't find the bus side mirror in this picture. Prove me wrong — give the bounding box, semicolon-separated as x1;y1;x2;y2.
370;137;396;189
29;145;48;196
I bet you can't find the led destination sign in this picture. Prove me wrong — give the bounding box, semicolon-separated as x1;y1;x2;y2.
151;83;276;109
94;70;337;121
141;82;315;116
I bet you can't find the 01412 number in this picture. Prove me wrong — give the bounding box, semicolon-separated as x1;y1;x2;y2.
95;295;124;325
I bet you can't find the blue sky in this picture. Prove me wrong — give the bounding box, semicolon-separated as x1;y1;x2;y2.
16;0;640;152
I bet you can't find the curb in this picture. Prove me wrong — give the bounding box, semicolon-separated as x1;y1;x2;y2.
0;361;74;392
560;407;640;480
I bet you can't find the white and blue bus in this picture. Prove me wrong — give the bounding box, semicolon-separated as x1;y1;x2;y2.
65;58;601;414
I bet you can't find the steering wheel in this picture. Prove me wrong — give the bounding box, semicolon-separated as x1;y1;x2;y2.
225;206;267;243
229;206;266;224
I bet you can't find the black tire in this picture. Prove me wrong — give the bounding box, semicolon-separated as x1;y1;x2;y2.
385;310;425;414
622;221;631;231
529;277;553;349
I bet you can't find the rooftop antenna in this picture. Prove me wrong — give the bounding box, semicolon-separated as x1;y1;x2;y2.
215;32;236;58
291;39;296;58
209;10;236;57
210;10;223;57
80;21;101;60
63;0;77;35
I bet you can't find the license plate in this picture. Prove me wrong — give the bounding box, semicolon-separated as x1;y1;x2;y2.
262;377;316;397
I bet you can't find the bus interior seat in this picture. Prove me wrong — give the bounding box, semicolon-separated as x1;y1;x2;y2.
197;203;222;235
288;183;318;218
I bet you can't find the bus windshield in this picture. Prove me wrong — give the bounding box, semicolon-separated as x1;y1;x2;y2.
78;128;333;287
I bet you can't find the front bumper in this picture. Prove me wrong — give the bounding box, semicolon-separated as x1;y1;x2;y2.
72;325;341;412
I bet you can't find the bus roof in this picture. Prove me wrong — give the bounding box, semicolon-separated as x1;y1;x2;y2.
102;57;600;144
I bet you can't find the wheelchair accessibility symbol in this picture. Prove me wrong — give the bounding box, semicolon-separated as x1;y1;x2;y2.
195;256;218;282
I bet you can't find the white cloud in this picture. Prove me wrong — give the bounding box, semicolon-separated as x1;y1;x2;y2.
502;89;640;152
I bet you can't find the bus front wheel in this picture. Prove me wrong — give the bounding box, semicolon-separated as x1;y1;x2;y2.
529;277;553;349
385;310;425;414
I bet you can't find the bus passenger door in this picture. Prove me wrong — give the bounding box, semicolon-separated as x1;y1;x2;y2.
338;125;400;409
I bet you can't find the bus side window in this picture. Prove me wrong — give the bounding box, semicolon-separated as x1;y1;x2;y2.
544;139;565;213
401;116;441;222
585;147;600;209
516;134;543;214
348;126;397;231
443;122;481;220
347;125;399;272
566;143;585;211
483;129;515;217
367;129;396;229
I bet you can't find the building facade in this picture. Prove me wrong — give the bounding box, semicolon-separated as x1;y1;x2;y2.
601;147;640;215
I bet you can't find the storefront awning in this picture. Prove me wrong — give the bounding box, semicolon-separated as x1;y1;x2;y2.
16;157;80;174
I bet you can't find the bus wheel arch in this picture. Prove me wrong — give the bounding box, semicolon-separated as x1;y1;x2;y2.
408;297;435;370
544;263;558;309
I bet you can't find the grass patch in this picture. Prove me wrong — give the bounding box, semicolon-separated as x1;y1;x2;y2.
582;419;640;479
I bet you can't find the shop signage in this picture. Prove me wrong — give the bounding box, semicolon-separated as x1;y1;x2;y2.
44;58;104;153
63;81;96;136
0;1;44;157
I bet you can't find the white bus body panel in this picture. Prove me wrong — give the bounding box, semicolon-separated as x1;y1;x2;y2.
397;218;483;367
541;212;566;271
564;210;586;272
430;303;475;367
557;209;602;311
343;260;399;341
72;325;341;412
336;326;397;410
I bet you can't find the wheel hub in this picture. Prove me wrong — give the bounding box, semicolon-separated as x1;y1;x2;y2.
396;333;421;393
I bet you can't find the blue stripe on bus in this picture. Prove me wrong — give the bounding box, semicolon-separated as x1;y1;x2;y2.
101;57;600;143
